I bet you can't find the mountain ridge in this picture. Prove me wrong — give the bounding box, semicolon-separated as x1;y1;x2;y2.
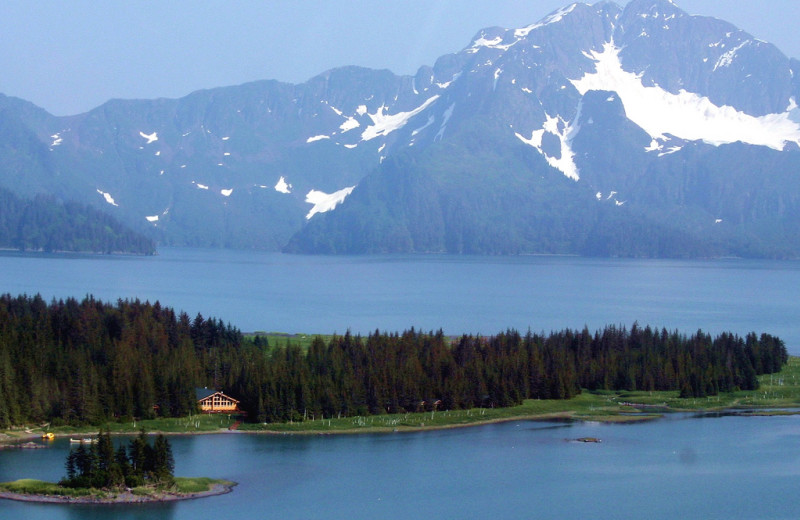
1;0;799;257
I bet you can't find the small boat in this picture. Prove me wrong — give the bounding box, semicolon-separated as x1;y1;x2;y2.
41;432;55;440
69;437;97;444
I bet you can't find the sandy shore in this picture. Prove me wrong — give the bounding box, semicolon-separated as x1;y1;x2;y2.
0;482;235;505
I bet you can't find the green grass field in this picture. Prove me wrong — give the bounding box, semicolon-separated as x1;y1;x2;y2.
246;332;333;351
174;477;235;493
0;479;97;497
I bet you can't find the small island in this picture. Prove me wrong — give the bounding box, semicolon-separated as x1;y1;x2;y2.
0;429;235;504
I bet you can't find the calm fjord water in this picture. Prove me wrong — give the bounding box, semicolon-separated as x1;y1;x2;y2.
0;247;798;352
2;248;800;519
3;415;800;519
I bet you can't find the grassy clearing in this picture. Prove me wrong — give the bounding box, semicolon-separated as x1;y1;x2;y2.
237;392;658;434
0;414;238;441
246;332;332;351
101;414;237;434
0;479;97;497
174;477;235;493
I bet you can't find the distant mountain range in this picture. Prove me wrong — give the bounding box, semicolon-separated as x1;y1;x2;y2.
1;0;799;257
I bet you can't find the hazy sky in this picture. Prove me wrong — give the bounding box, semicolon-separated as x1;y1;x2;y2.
2;1;799;116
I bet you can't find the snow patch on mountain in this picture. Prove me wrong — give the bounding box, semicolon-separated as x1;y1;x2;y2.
515;3;578;38
275;179;292;194
713;40;751;71
305;186;355;220
139;131;158;144
571;42;800;151
434;104;456;142
658;145;682;157
412;115;435;136
96;189;119;206
340;117;360;132
361;95;439;141
325;103;343;116
469;33;516;53
50;134;62;147
645;139;662;152
515;110;581;181
436;72;462;89
307;135;330;143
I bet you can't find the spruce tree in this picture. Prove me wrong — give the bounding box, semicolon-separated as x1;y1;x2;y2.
152;434;175;485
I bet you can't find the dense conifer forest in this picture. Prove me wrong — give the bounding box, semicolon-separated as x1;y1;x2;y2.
0;294;787;427
0;187;155;255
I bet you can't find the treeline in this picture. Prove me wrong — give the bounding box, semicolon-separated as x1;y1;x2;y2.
0;294;788;427
232;326;786;422
0;186;155;254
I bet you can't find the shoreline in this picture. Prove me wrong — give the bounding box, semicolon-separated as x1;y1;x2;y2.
242;410;663;436
0;482;235;505
3;405;799;444
0;411;663;445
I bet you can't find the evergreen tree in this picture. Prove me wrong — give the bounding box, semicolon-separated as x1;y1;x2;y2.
152;434;175;485
127;428;149;486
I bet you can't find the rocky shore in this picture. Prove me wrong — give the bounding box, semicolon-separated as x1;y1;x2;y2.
0;482;235;505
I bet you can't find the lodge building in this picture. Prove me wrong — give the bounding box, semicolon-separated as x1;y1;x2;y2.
195;388;240;414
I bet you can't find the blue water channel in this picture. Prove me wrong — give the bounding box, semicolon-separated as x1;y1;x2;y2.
2;414;800;519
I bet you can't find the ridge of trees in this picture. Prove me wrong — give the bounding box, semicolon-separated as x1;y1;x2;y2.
0;186;155;255
0;294;787;427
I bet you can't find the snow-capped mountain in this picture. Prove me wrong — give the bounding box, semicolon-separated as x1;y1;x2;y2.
1;0;799;256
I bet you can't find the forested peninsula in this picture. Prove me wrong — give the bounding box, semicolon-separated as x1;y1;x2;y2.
0;294;787;428
0;187;155;255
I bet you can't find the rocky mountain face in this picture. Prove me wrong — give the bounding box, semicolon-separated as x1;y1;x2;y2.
1;0;799;257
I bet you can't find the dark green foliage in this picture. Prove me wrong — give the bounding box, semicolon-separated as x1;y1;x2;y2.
0;294;218;426
60;428;174;489
152;434;175;486
0;186;155;255
230;325;785;421
0;293;787;427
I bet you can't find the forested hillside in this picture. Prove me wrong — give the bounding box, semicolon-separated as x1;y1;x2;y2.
0;187;155;255
0;294;787;427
